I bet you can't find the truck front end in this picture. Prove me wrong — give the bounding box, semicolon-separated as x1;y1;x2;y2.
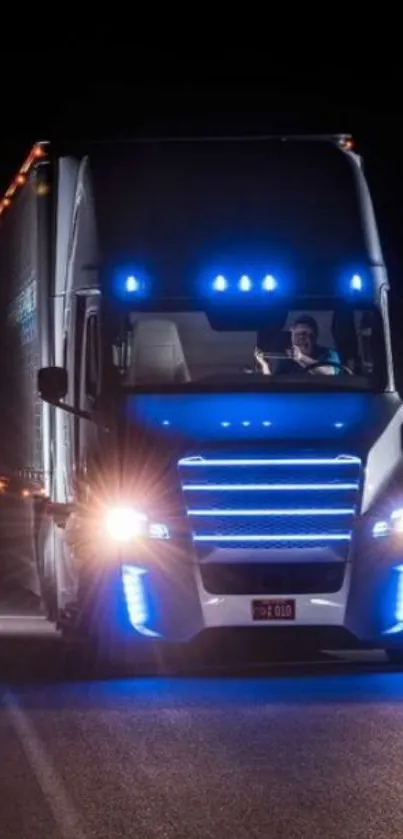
48;137;403;661
90;287;402;657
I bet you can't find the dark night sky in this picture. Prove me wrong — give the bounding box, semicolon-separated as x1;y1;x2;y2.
0;57;401;278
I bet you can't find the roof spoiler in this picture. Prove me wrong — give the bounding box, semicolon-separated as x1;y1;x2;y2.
273;134;353;147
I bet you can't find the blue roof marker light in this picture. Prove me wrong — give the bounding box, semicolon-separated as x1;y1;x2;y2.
262;274;277;291
113;267;149;300
210;273;279;294
339;268;368;297
125;275;140;292
239;275;252;291
212;275;228;292
350;274;363;291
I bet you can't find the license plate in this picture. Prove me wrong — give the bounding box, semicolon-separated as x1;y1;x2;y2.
252;599;296;621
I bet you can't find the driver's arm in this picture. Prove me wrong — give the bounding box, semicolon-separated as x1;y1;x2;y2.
254;348;271;375
306;358;335;375
291;347;338;375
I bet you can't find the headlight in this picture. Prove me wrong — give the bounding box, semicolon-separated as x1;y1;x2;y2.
372;507;403;538
105;507;148;542
105;506;170;543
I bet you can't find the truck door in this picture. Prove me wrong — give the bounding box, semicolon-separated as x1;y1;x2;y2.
57;293;86;503
59;292;101;503
76;296;101;483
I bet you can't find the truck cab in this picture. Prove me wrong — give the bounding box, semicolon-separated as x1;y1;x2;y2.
4;135;403;662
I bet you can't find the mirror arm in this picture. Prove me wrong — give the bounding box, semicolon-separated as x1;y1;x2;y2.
47;398;92;422
47;398;109;431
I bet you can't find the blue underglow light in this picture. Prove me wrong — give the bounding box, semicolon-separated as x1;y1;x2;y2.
126;275;140;292
239;275;252;291
350;274;363;291
121;565;160;637
213;275;228;291
262;274;277;291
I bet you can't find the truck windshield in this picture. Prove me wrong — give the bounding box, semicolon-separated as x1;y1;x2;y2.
113;304;387;392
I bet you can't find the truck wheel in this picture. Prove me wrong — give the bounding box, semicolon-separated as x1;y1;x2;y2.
386;649;403;666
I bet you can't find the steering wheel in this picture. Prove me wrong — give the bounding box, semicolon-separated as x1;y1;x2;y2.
304;360;353;375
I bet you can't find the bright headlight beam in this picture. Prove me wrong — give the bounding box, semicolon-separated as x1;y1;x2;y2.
105;507;148;542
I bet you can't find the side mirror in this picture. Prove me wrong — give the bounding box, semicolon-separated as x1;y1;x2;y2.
38;366;68;403
37;366;92;422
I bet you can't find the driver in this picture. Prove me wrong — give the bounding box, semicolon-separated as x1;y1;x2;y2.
255;315;341;376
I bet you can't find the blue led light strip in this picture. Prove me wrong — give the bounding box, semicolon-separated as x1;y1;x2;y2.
193;533;351;542
187;508;355;516
121;565;160;638
383;565;403;635
179;456;361;467
183;483;359;491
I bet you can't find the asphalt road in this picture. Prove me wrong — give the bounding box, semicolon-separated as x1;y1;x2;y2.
1;590;403;839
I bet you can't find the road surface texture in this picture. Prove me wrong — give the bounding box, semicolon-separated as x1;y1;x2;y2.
1;626;403;839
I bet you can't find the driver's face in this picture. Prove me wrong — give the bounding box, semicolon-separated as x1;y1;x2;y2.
292;326;315;355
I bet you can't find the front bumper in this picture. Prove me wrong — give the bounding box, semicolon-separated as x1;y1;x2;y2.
78;530;403;650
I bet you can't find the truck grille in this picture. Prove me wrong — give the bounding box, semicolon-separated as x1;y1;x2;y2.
200;562;346;595
178;454;361;557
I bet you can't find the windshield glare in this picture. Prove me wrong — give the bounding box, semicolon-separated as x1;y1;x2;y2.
112;306;387;391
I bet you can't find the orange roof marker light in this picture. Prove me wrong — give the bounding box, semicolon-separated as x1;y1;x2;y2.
0;140;49;218
338;135;355;152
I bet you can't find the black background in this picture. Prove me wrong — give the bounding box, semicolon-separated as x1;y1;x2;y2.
0;54;401;324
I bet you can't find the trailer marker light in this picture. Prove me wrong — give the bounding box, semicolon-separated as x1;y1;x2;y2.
340;137;355;151
0;142;49;217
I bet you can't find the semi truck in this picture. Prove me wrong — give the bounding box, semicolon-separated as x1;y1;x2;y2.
1;134;403;664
